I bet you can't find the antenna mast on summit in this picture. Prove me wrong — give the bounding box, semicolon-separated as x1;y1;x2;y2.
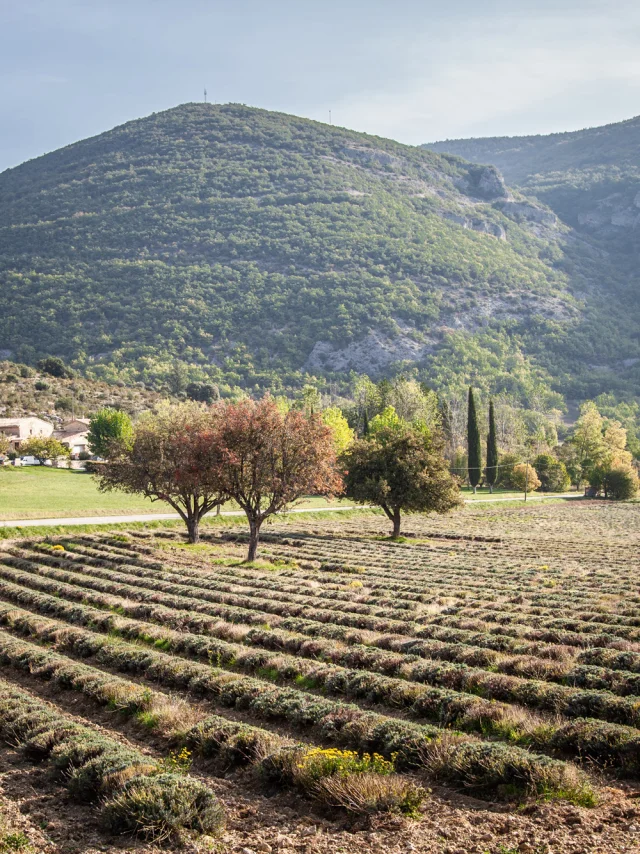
204;88;207;103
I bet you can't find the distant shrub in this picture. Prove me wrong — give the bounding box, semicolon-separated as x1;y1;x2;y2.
603;467;639;501
54;396;74;412
36;356;74;379
34;381;49;391
534;454;570;492
495;453;520;489
186;381;218;404
511;463;542;492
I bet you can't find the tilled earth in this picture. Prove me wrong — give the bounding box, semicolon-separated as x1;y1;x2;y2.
1;741;638;854
1;503;640;854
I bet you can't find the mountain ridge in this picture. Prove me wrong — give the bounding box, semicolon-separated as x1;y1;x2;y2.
424;115;640;244
0;103;637;403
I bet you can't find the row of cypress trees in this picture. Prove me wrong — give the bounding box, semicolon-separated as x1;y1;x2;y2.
467;388;498;493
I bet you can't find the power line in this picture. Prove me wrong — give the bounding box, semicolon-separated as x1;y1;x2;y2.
448;460;531;472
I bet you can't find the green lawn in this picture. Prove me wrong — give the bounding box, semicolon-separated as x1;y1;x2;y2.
0;467;575;522
0;467;349;521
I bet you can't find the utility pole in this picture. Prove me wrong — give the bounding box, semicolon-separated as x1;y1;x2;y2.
524;449;530;502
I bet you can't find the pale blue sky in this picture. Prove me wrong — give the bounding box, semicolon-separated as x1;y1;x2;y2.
1;0;639;171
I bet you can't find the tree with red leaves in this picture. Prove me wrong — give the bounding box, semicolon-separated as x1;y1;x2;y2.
214;397;342;561
96;403;226;544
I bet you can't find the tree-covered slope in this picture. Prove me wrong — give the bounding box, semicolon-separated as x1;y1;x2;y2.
0;103;637;400
425;116;640;251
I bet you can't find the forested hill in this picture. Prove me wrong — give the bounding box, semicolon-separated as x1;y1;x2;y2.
0;103;638;402
424;116;640;250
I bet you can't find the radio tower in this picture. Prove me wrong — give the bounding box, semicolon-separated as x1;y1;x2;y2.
204;88;207;103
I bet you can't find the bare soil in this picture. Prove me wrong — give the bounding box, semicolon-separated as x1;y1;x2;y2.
1;666;638;854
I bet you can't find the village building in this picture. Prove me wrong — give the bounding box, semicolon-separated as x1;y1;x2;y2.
53;417;91;458
0;416;91;459
0;416;54;451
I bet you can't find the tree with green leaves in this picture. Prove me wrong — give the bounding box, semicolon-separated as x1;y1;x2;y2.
322;406;354;455
362;409;370;437
186;382;218;404
467;387;482;493
88;408;134;459
369;405;403;435
534;454;570;492
595;466;639;500
350;376;380;436
20;436;70;466
36;356;74;379
340;424;461;538
167;362;189;395
565;402;606;486
485;400;498;493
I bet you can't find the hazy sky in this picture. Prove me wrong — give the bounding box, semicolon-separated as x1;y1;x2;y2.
1;0;639;172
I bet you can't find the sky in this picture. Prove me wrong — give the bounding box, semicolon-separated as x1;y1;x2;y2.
1;0;640;172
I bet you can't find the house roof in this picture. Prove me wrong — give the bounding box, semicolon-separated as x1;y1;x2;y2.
0;417;52;427
61;418;90;428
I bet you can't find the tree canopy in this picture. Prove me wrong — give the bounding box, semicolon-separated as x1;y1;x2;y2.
96;403;226;543
213;397;342;560
340;423;461;537
467;388;482;493
485;400;498;492
20;436;70;465
88;408;134;459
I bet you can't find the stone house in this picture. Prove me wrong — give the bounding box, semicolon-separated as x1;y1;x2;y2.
0;417;54;451
53;418;91;458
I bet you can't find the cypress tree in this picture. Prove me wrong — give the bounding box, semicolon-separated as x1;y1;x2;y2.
486;399;498;494
467;387;482;494
362;409;370;437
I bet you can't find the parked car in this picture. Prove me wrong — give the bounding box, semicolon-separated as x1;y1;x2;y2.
20;455;41;466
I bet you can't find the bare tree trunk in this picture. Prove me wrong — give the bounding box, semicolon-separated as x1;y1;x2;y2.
472;484;477;494
392;509;401;538
488;483;493;494
186;516;200;544
247;519;261;562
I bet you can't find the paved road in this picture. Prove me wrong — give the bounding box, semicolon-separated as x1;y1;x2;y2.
0;493;582;529
464;492;580;503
